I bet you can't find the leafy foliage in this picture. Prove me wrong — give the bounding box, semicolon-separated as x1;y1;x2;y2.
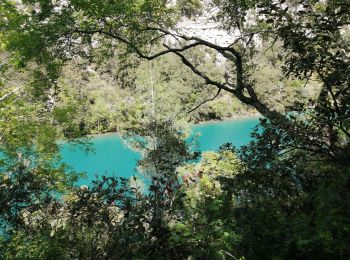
233;111;350;258
0;0;349;259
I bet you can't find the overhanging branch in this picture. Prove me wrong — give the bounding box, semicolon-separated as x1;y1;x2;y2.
187;88;222;114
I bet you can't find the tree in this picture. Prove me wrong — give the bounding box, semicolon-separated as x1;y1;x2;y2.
0;121;201;259
172;144;243;258
125;120;199;256
1;0;348;150
1;0;349;258
0;52;79;233
229;112;350;258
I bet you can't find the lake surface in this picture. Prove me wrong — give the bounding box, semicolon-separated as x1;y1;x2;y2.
60;117;260;185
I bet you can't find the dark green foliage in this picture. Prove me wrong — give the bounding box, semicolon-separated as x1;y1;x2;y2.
0;122;200;259
177;0;203;17
233;113;350;259
0;0;349;259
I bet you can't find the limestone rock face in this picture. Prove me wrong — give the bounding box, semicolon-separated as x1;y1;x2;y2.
174;2;238;46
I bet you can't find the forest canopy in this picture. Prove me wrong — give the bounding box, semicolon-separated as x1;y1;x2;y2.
0;0;349;259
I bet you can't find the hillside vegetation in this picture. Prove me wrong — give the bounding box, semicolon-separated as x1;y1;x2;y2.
0;0;349;259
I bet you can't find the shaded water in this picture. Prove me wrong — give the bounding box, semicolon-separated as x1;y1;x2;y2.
60;117;260;185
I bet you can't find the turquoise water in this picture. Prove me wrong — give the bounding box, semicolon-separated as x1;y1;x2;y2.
60;135;141;185
60;117;260;185
192;117;259;151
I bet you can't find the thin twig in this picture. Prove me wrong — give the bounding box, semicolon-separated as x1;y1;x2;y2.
0;86;23;102
187;88;222;114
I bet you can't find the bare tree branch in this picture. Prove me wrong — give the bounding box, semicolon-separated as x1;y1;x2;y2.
72;27;287;122
187;88;222;114
0;86;23;102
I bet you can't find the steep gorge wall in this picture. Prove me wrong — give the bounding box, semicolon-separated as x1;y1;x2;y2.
176;15;238;46
173;1;245;46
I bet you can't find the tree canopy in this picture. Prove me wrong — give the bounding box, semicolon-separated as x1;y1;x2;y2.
0;0;349;259
1;0;348;118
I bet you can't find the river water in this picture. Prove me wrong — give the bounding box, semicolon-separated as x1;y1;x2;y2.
60;117;260;185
